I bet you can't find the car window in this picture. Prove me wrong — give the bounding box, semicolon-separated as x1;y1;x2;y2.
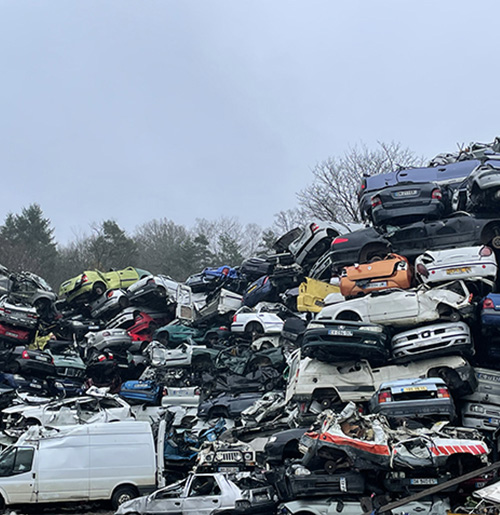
0;447;34;476
153;479;187;499
188;476;221;497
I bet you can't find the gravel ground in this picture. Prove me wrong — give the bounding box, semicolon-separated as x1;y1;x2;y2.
7;503;114;515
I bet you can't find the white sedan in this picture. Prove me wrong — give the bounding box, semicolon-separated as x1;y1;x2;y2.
318;280;473;327
231;302;284;336
415;245;497;284
2;387;132;432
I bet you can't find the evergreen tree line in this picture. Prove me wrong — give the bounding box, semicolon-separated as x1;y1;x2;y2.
0;204;285;290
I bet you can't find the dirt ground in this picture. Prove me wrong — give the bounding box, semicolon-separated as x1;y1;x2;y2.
8;503;114;515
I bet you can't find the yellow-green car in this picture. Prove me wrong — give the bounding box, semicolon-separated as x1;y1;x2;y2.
59;267;151;304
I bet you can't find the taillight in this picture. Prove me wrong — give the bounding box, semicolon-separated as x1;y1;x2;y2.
222;267;229;276
263;276;269;285
232;314;237;323
310;223;320;232
147;278;155;285
431;188;442;200
332;237;349;245
81;274;88;283
21;350;30;360
378;390;392;403
195;388;201;396
371;195;382;208
480;246;493;257
437;387;450;398
98;354;107;362
483;298;495;309
416;263;429;278
107;290;114;298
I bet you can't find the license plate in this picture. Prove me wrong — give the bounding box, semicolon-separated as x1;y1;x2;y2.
367;281;387;289
328;329;354;336
394;189;418;197
446;267;471;275
410;478;438;485
401;386;428;393
5;332;18;338
218;466;239;473
35;355;48;362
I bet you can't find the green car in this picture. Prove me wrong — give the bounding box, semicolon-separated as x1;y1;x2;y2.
58;267;151;304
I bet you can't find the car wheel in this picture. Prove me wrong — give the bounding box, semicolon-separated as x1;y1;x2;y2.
7;361;20;374
245;322;264;339
34;298;50;315
448;310;461;323
359;244;389;263
260;340;274;350
482;224;500;249
93;282;106;297
111;485;138;510
118;296;130;309
208;406;229;419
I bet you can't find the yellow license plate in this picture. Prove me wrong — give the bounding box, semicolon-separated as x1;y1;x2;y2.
401;386;428;392
446;267;471;275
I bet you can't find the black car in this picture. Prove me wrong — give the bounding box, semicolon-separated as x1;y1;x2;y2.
0;345;56;378
329;213;500;271
370;182;450;227
197;391;263;419
302;320;390;366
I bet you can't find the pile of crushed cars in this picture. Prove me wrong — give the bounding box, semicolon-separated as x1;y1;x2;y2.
2;139;500;514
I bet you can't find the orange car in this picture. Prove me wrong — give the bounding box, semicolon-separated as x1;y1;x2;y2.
340;253;412;298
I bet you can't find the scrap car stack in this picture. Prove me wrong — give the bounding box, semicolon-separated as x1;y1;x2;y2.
1;140;500;514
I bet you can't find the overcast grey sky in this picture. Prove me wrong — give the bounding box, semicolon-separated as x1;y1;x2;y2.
1;1;499;244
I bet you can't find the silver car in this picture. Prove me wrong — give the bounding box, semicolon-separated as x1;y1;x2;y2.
391;321;473;361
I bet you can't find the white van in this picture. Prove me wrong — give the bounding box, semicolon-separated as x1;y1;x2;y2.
0;420;159;511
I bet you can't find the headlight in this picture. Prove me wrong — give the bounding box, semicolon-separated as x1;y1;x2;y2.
235;453;243;461
470;405;484;414
215;452;224;461
307;322;324;329
359;325;384;333
244;452;253;461
267;436;277;444
205;453;214;462
362;339;378;345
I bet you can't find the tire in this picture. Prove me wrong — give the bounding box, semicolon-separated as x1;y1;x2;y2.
448;310;461;323
111;485;139;510
208;406;229;419
7;361;20;374
359;244;389;264
336;311;361;322
34;298;50;314
119;296;130;309
260;340;274;350
93;282;106;297
156;286;167;297
482;224;500;249
245;322;264;339
324;460;338;474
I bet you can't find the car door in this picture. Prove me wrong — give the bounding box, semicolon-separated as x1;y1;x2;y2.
0;446;36;504
367;290;419;325
140;479;187;514
182;474;223;514
387;224;428;259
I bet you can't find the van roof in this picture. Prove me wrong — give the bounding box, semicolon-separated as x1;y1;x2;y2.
17;420;152;444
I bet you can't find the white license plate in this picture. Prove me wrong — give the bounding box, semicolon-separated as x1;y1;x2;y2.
35;355;48;362
410;478;438;485
394;189;418;197
328;329;354;337
5;332;18;338
367;281;387;289
218;466;240;473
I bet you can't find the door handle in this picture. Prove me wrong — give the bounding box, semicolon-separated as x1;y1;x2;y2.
212;499;218;503
174;501;181;506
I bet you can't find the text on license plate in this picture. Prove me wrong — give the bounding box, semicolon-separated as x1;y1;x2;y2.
410;478;438;485
446;267;471;275
218;466;239;473
394;189;418;197
367;281;387;289
400;386;428;393
35;355;48;361
328;329;354;336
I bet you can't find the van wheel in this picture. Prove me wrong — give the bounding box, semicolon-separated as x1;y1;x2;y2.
111;485;138;509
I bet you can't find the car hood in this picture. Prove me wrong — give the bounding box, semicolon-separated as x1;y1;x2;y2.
115;493;148;514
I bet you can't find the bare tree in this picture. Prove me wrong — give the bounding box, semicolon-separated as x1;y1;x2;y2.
297;142;424;223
